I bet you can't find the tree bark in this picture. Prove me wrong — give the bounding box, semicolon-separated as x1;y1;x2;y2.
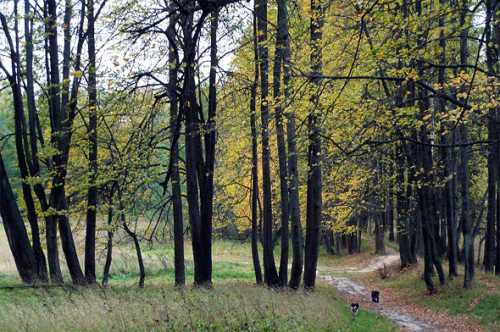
85;0;98;285
0;154;37;284
167;3;185;287
0;5;48;283
458;0;474;288
303;0;324;290
256;0;280;287
250;4;263;285
273;0;290;287
46;0;86;286
102;197;114;288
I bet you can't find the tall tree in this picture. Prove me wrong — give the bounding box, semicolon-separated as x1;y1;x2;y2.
85;0;98;285
250;2;263;285
273;0;290;287
458;0;474;288
303;0;324;290
0;6;48;282
167;4;185;287
256;0;280;286
282;0;303;289
483;0;499;274
45;0;87;285
0;154;37;284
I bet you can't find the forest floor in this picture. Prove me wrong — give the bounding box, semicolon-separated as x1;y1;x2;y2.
319;244;500;332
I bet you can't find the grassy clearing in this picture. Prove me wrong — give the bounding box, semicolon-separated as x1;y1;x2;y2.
0;236;397;332
0;283;397;332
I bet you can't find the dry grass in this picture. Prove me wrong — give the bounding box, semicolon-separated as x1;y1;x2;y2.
0;282;395;332
0;232;396;331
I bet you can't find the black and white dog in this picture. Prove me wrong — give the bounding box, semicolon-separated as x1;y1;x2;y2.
371;290;380;303
351;303;360;315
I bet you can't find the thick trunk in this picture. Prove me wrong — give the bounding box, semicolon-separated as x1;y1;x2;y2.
181;8;212;286
494;0;500;277
168;4;185;287
0;7;48;283
303;0;323;290
0;154;37;284
256;0;280;287
273;0;290;287
46;0;86;286
284;5;302;285
85;0;98;285
458;0;474;288
484;0;500;275
435;0;458;275
22;0;49;282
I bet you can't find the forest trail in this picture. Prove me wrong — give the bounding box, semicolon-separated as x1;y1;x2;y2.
319;251;478;332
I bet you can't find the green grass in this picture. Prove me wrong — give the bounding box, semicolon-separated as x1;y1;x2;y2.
0;282;396;332
0;239;397;332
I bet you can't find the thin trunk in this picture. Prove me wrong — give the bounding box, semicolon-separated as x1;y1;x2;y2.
250;5;263;285
122;213;145;288
102;199;114;288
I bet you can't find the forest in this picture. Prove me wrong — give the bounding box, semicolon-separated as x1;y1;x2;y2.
0;0;499;331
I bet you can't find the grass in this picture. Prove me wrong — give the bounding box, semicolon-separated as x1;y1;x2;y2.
0;282;397;332
0;235;397;332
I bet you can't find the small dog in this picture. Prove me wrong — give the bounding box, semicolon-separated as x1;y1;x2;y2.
371;290;380;303
351;303;359;315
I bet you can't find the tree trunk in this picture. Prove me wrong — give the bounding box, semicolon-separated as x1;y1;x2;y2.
273;0;290;287
122;213;145;288
375;212;386;255
85;0;98;285
0;6;48;283
386;183;395;242
458;0;474;288
167;4;185;287
282;55;302;280
102;201;114;288
46;0;86;286
0;154;37;284
303;0;323;290
484;0;499;275
256;0;280;287
250;4;263;285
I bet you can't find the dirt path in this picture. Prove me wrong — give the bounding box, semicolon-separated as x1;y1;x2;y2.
319;252;446;331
